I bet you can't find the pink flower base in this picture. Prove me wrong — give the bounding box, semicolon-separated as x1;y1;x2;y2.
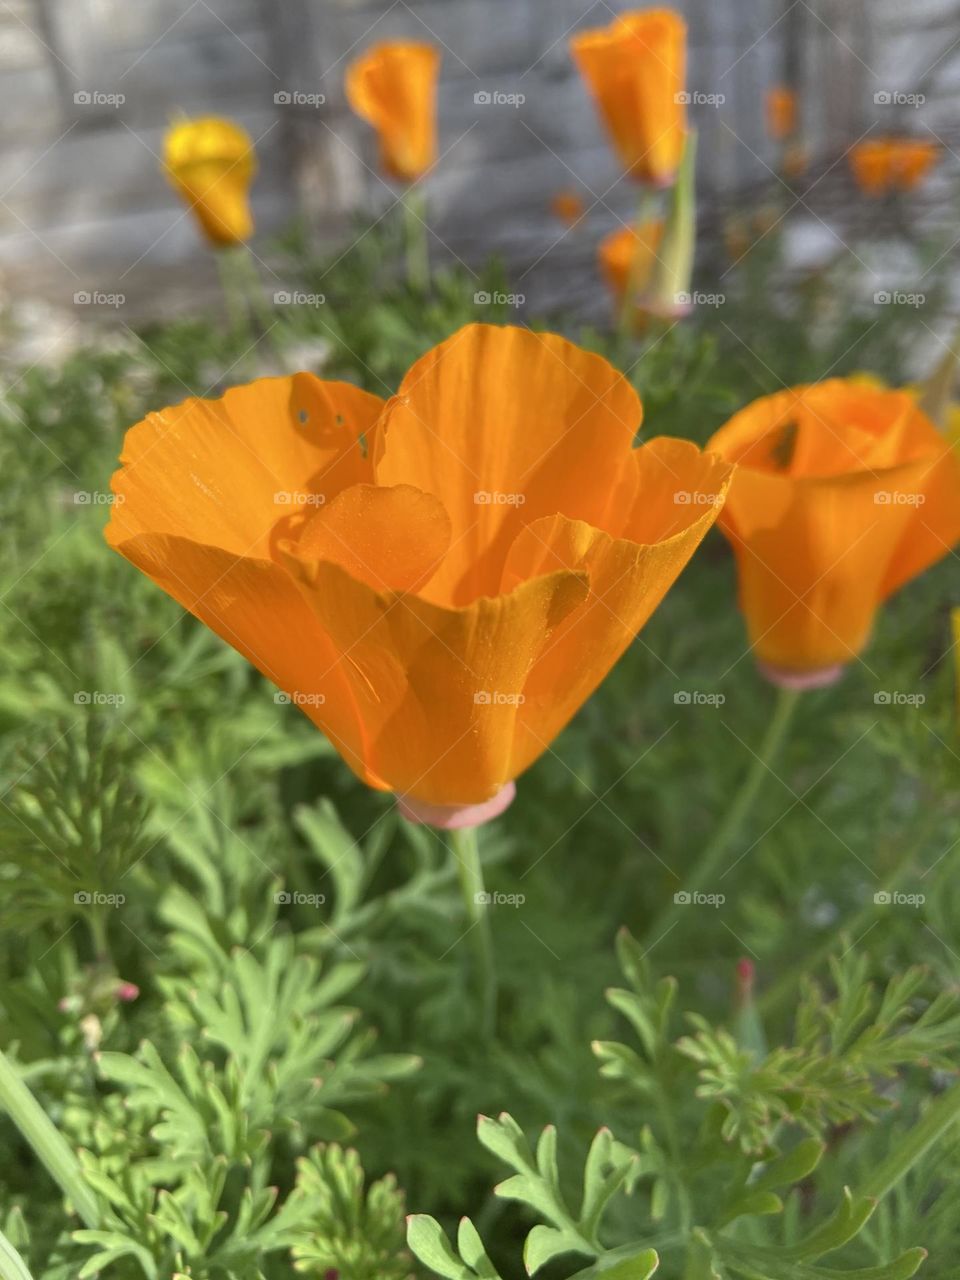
757;659;846;691
395;782;516;830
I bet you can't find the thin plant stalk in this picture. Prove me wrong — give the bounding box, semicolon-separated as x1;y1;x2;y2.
450;825;497;1036
402;186;430;292
616;188;659;347
0;1048;99;1228
646;685;801;945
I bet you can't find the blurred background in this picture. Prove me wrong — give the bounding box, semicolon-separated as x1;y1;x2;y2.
3;0;958;337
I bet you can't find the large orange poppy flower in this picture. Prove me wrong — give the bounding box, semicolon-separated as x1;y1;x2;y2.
345;41;440;182
164;116;257;247
571;9;687;187
708;381;960;684
106;325;731;824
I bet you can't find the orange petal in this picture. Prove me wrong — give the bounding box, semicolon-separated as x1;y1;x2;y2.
882;444;960;597
290;482;452;594
110;533;380;790
345;42;440;181
106;374;385;560
373;323;641;604
501;437;732;775
571;9;687;184
278;550;589;805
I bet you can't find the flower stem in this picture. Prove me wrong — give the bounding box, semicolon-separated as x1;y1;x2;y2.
0;1048;99;1228
616;188;658;347
647;685;801;945
449;826;497;1036
402;187;430;292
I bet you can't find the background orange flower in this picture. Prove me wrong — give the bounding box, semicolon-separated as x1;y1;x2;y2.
164;116;257;247
708;380;960;675
571;9;687;186
107;325;731;809
765;85;797;141
346;41;440;182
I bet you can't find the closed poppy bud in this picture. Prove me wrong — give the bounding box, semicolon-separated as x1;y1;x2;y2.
894;138;938;191
708;381;960;686
571;9;687;187
164;116;256;247
345;41;440;182
106;325;731;824
849;138;895;197
599;220;664;311
765;85;797;141
551;190;587;226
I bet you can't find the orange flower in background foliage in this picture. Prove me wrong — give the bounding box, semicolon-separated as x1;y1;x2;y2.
708;381;960;686
599;221;664;310
345;41;440;182
571;9;687;186
164;116;257;247
895;138;939;190
551;190;587;226
849;137;939;196
107;324;731;825
765;86;797;141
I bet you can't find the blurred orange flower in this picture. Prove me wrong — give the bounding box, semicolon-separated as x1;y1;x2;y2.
346;41;440;181
107;325;731;822
896;138;939;190
849;137;939;196
765;85;797;141
571;9;687;186
164;116;256;247
599;220;664;314
708;381;960;684
551;190;587;226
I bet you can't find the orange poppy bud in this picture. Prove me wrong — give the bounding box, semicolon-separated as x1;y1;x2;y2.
849;138;895;196
598;220;664;317
708;381;960;684
551;190;587;226
164;116;257;247
895;138;938;190
345;41;440;182
849;136;938;197
765;86;797;142
106;325;731;822
571;9;687;187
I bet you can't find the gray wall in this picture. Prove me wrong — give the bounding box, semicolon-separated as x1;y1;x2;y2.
1;0;957;322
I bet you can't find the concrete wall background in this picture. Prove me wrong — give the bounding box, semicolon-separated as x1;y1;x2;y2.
0;0;957;325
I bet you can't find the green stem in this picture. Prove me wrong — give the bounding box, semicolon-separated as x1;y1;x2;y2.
236;247;292;371
616;188;659;348
0;1226;34;1280
450;826;497;1036
860;1077;960;1200
402;187;430;292
0;1048;99;1228
87;908;109;963
215;247;247;338
646;685;800;946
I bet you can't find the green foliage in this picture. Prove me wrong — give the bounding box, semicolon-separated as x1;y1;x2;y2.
1;207;960;1280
